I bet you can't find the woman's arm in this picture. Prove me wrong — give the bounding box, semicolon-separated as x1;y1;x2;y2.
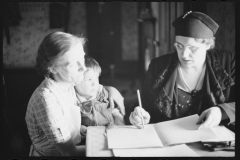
55;138;85;156
216;51;235;124
129;59;159;127
104;86;125;115
34;91;85;156
198;51;235;129
197;102;235;129
218;102;235;124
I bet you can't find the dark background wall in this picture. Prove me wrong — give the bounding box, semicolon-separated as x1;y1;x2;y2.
2;2;236;157
3;2;235;68
184;1;235;52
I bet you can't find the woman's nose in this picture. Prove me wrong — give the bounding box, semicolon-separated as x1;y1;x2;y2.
79;62;86;72
182;47;191;58
82;65;87;72
78;59;87;72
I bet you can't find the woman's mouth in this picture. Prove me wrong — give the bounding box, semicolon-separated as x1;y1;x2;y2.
182;59;192;63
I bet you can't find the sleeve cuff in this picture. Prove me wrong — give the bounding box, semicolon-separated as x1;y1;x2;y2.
218;103;235;125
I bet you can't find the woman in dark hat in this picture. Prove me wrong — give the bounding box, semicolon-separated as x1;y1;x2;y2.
129;11;235;130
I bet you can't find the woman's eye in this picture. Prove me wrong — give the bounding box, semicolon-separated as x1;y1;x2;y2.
83;78;91;81
174;43;183;49
78;67;85;72
190;47;198;52
68;64;76;68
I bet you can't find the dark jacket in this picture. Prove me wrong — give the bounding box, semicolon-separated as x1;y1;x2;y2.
140;49;235;125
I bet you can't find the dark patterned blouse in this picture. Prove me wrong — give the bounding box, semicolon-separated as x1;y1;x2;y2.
177;88;203;118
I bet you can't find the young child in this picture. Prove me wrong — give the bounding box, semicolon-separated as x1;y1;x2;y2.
75;55;125;140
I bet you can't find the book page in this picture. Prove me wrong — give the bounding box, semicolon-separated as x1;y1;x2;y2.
202;125;235;142
154;114;217;146
113;144;199;157
107;125;164;149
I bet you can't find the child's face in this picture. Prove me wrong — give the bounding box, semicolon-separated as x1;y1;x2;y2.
75;68;100;99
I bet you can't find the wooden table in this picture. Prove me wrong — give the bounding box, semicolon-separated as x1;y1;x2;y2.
86;126;235;157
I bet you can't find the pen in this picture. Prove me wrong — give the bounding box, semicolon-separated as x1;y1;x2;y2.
213;146;235;151
137;89;144;129
203;142;235;151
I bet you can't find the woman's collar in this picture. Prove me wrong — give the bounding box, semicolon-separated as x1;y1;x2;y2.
45;76;73;93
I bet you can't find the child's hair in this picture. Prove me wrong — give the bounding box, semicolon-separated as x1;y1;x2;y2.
85;55;101;76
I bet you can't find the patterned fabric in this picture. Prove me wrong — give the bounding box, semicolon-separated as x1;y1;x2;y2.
25;77;81;156
76;86;114;127
176;88;203;117
79;100;94;113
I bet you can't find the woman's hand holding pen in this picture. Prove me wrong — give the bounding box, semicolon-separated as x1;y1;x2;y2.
129;107;150;129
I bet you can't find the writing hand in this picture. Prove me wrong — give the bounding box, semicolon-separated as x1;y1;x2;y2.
129;106;150;129
197;107;222;129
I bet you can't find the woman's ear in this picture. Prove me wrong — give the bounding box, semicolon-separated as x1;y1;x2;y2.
49;66;58;74
205;44;211;50
204;40;212;50
206;37;215;50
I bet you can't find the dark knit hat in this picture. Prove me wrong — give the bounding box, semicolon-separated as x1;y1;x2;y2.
172;11;219;39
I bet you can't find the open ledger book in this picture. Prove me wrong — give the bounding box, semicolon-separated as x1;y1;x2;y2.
107;114;219;149
112;144;199;157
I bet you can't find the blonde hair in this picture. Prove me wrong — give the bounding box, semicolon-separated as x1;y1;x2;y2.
35;31;87;77
195;37;216;50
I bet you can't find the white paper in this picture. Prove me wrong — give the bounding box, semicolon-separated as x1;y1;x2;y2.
113;144;199;157
107;114;217;149
107;125;163;149
202;125;235;142
154;114;217;146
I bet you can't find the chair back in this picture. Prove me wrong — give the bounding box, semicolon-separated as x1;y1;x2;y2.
3;106;32;156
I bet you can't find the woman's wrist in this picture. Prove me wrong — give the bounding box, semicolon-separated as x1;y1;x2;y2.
217;105;229;121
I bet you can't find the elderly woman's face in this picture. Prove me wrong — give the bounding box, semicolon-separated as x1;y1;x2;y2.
53;43;86;85
174;36;210;68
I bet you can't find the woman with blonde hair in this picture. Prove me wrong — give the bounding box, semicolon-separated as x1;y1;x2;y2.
25;31;125;156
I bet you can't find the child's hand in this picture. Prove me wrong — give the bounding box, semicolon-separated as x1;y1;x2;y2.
112;108;122;117
112;108;125;125
80;125;87;137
